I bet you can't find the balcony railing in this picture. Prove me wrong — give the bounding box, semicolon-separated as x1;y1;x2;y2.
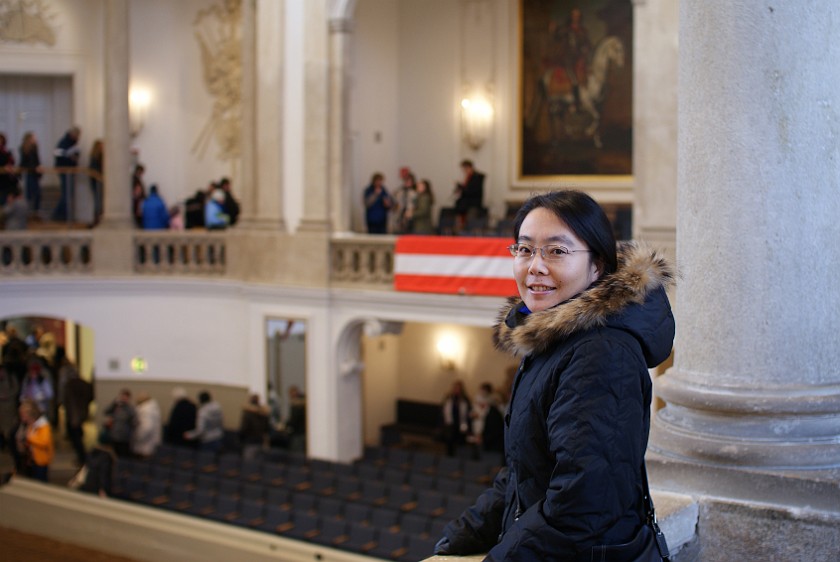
329;234;395;290
0;231;94;275
133;231;227;275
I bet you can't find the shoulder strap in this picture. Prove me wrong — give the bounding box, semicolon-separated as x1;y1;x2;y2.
642;460;672;561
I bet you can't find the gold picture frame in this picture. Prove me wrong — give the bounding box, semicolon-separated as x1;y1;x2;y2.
515;0;633;188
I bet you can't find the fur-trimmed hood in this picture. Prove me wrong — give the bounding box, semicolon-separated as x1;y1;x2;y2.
493;241;676;364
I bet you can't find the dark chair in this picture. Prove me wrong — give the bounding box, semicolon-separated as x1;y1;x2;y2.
185;488;217;516
216;453;242;478
261;462;286;487
435;456;464;479
318;496;344;520
428;517;448;541
209;493;241;522
399;533;438;562
355;463;381;482
382;466;407;487
285;465;312;490
311;517;347;547
444;495;474;519
357;479;388;506
149;463;172;483
240;459;263;482
161;484;192;511
386;485;416;512
463;481;488;500
369;506;401;531
411;451;438;473
342;502;371;525
240;482;266;503
230;498;266;528
136;480;169;506
333;521;377;554
399;511;431;537
194;450;219;473
407;471;435;490
266;487;290;506
308;470;336;495
218;478;241;499
385;448;413;469
333;475;362;501
412;489;447;518
435;477;463;496
280;511;320;541
287;491;318;514
368;529;408;561
259;504;293;534
170;468;195;490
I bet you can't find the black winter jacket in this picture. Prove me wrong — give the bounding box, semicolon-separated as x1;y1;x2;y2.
440;242;676;561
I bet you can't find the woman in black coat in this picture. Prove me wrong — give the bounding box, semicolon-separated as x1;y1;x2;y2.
435;190;676;561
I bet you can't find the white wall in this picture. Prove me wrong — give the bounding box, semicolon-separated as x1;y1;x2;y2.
128;0;230;203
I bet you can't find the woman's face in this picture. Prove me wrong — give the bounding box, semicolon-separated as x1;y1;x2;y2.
416;181;427;193
514;207;600;312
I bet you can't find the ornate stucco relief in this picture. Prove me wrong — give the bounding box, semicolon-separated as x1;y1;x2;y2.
192;0;242;167
0;0;56;46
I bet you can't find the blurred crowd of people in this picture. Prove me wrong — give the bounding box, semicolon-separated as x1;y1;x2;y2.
363;160;485;235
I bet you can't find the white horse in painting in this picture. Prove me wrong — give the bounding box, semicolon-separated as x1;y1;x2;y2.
528;35;625;148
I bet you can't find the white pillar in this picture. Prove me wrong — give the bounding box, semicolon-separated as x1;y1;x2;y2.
100;0;132;228
328;17;353;233
650;0;840;468
631;0;677;257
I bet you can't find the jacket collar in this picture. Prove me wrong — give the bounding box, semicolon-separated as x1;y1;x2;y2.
493;241;676;357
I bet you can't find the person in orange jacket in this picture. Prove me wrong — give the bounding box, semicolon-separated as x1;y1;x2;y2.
16;398;54;482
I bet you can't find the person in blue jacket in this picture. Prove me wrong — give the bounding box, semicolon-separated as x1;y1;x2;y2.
363;172;393;234
435;190;676;561
141;185;170;229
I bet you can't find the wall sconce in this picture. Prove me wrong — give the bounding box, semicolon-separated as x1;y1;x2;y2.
437;335;460;371
460;86;494;150
129;87;152;137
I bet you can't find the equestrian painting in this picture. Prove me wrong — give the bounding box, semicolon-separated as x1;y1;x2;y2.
520;0;632;178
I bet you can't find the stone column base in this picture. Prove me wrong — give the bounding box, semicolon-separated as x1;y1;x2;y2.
650;369;840;469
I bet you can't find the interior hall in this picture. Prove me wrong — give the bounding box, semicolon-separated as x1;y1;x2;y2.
0;1;838;561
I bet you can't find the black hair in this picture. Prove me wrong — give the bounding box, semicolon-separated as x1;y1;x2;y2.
199;391;211;404
512;190;618;277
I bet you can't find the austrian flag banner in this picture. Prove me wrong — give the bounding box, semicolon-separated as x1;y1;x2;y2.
394;236;517;297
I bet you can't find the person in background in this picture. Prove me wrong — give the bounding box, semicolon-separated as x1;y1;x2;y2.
52;126;82;222
435;190;676;560
363;172;392;234
393;169;416;234
168;205;184;230
441;380;471;457
19;359;53;425
16;399;54;482
141;184;170;230
184;390;224;453
132;391;162;459
409;178;435;234
103;388;136;458
1;186;28;230
165;387;197;447
238;393;269;460
204;187;230;230
0;133;16;207
18;131;42;214
131;164;146;227
184;188;207;229
453;159;485;229
217;177;240;226
0;366;19;458
63;363;93;467
88;139;104;225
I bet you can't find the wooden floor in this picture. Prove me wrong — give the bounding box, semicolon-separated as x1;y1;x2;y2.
0;526;140;562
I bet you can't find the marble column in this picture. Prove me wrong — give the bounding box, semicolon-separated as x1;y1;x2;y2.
631;0;677;258
100;0;132;228
328;17;352;233
250;0;285;230
297;0;331;233
649;0;840;468
237;0;258;226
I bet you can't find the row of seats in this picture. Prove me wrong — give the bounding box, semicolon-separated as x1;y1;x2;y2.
116;473;437;561
111;445;494;561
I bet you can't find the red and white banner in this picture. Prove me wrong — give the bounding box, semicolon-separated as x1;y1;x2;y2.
394;236;517;297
